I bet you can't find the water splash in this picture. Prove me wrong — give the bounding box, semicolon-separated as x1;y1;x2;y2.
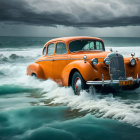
0;46;140;129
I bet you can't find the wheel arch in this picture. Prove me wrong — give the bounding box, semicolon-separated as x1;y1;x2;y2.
27;63;45;79
68;68;80;86
61;60;98;86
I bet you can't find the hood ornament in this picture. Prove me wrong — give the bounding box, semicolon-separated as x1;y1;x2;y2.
109;48;113;52
131;53;135;58
116;50;118;56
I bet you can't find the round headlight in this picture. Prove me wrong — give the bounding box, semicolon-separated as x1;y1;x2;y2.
130;58;136;66
83;55;87;60
92;58;98;66
104;57;110;65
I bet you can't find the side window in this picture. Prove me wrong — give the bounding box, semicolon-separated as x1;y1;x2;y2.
47;43;55;56
83;43;90;50
83;41;95;50
96;41;104;50
43;47;47;56
56;42;67;54
89;41;95;50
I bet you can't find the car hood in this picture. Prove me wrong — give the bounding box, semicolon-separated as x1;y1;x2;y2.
70;51;110;59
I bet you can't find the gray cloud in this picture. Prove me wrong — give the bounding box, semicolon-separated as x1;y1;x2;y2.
0;0;140;27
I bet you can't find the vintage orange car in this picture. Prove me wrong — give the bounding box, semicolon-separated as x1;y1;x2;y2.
27;36;140;94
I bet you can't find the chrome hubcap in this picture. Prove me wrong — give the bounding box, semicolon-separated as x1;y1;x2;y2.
74;77;82;95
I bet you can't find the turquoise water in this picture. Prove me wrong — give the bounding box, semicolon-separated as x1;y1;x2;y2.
0;36;140;140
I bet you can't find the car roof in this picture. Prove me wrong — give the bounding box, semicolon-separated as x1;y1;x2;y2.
46;36;103;44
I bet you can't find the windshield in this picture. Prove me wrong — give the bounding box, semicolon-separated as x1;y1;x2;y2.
69;39;104;52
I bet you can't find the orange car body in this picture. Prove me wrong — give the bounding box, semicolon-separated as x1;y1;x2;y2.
27;36;140;90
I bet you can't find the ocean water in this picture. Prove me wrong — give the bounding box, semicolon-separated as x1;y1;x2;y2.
0;36;140;140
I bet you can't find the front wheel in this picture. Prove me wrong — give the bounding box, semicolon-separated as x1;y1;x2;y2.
72;72;87;95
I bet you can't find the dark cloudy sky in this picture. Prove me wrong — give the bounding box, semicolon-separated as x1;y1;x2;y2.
0;0;140;37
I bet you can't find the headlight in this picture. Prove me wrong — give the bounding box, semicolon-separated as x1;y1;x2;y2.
83;55;87;60
92;58;98;66
130;58;136;66
104;57;110;65
83;55;87;63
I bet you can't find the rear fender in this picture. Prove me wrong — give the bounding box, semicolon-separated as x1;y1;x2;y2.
27;63;45;79
61;60;98;86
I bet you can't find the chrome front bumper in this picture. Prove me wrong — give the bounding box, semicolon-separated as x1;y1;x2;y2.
86;74;140;87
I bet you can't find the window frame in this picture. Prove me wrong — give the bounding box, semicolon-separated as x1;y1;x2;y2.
55;42;67;55
68;39;105;52
47;43;55;56
42;46;47;56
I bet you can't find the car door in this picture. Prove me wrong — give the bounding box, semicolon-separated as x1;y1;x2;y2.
53;42;68;85
41;42;55;79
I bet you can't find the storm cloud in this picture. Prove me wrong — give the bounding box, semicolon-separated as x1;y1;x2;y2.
0;0;140;27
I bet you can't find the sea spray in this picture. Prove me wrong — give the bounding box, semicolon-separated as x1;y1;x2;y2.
0;37;140;140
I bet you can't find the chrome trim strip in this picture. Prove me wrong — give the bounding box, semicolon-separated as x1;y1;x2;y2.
87;79;139;85
36;58;104;63
36;59;54;62
97;57;105;58
36;58;83;62
87;75;140;86
44;56;53;59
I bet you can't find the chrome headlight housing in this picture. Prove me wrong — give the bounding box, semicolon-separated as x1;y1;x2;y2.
130;58;136;66
92;58;98;66
104;57;110;65
83;55;87;60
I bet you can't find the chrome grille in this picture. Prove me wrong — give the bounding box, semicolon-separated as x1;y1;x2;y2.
109;56;126;80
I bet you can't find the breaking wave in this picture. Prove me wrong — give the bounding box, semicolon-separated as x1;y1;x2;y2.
0;54;28;63
1;74;140;128
0;48;41;64
31;79;140;128
0;45;140;129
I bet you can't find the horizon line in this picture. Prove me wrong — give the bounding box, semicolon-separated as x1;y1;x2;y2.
0;35;140;38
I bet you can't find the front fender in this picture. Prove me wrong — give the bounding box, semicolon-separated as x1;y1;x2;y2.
124;57;140;79
61;60;99;86
27;63;45;79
